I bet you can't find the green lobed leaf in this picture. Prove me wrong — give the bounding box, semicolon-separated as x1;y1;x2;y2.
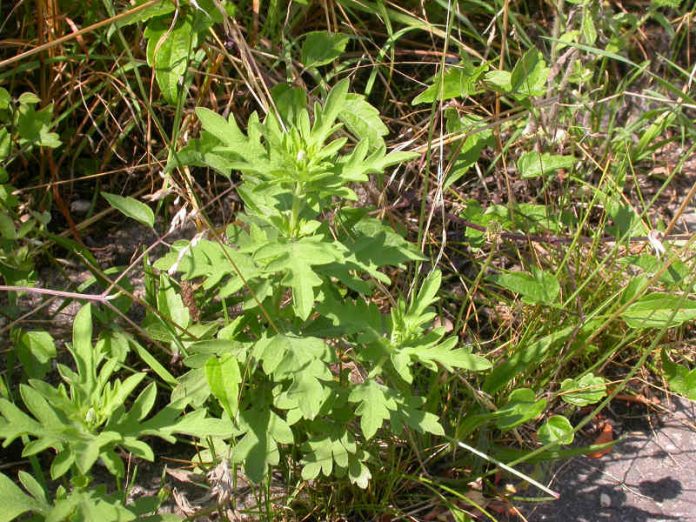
338;94;388;150
234;408;294;483
348;453;373;489
0;472;43;522
254;236;343;320
301;432;360;481
391;396;445;436
348;380;396;440
404;336;491;373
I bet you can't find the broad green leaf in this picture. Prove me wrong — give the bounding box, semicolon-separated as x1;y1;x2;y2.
0;398;42;444
622;255;690;289
662;351;696;401
102;192;154;228
15;103;61;148
157;274;190;332
116;0;176;26
492;268;560;305
494;388;547;431
484;70;512;92
538;415;575;445
72;304;96;396
581;10;597;45
510;48;549;97
339;94;388;150
0;128;10;161
301;31;350;67
205;355;241;419
517;151;575;179
195;107;249;149
0;213;16;239
75;431;122;475
412;62;487;104
18;92;41;105
560;373;606;406
348;381;396;440
0;87;10;110
16;330;56;379
145;18;194;104
622;293;696;329
0;472;42;522
444;111;494;189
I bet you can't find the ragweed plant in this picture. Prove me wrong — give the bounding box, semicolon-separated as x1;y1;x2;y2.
156;80;491;486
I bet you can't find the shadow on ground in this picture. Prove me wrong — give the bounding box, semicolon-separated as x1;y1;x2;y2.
522;397;696;521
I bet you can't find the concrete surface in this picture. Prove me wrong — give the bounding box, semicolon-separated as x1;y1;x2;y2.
526;397;696;521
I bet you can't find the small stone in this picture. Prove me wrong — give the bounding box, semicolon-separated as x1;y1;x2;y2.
70;199;91;215
600;492;612;508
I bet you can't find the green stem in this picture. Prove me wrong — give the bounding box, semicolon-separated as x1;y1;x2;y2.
289;183;304;238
